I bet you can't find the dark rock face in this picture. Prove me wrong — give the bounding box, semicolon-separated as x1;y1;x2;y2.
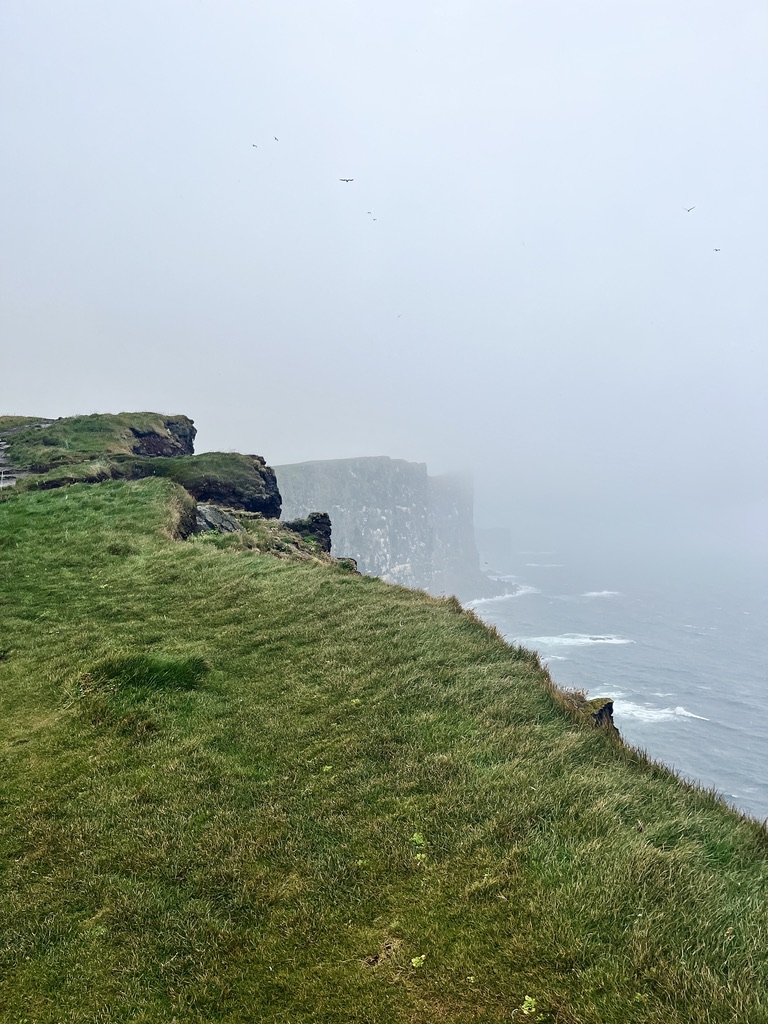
165;416;197;454
588;698;620;736
167;453;281;516
195;504;244;534
115;453;281;517
130;416;196;458
283;511;332;552
275;457;499;598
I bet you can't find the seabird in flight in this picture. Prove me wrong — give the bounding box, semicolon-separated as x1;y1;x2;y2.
713;248;721;252
685;206;695;212
340;178;354;182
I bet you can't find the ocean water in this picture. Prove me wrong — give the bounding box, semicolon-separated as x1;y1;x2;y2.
466;547;768;824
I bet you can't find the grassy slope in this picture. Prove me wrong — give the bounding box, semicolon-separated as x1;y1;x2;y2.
1;481;767;1024
0;412;190;471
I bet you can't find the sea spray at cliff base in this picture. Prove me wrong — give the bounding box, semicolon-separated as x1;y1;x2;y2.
466;542;768;823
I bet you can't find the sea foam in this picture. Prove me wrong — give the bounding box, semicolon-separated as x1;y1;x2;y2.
614;702;710;723
514;633;634;647
465;586;539;609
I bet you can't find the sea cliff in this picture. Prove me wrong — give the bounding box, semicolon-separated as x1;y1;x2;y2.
276;456;502;598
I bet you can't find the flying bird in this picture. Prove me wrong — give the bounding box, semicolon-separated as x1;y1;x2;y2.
274;137;278;141
340;178;354;182
685;206;695;212
252;144;257;147
713;248;721;251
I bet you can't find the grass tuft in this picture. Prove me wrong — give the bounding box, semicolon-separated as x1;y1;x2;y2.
84;652;210;693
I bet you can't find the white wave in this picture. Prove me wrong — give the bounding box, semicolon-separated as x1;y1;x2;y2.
582;590;621;598
541;655;569;664
615;703;678;723
465;585;540;608
514;633;634;647
615;702;710;723
525;563;564;568
674;706;710;720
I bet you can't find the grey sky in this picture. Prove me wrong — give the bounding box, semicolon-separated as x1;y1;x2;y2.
2;1;766;553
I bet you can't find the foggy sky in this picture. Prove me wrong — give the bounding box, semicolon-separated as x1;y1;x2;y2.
2;1;766;556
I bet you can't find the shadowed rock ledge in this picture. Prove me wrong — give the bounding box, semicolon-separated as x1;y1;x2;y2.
282;511;332;552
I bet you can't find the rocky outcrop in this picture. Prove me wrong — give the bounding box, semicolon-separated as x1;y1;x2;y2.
11;442;282;519
111;453;282;517
195;505;244;534
0;412;196;475
283;512;332;552
587;698;620;736
275;457;500;598
129;416;196;458
141;453;281;516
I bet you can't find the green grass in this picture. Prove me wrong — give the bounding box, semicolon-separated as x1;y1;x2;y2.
18;450;280;514
0;412;193;471
0;416;49;432
1;479;767;1023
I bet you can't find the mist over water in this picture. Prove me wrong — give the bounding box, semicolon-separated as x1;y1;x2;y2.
469;531;768;823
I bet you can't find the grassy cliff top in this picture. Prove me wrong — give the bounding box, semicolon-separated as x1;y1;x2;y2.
1;478;767;1023
0;411;195;471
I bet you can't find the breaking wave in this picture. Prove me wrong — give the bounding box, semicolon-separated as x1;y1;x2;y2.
514;633;634;647
615;702;710;723
465;586;539;608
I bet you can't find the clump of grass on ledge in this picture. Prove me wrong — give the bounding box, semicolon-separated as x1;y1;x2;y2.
1;478;767;1024
192;513;340;564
